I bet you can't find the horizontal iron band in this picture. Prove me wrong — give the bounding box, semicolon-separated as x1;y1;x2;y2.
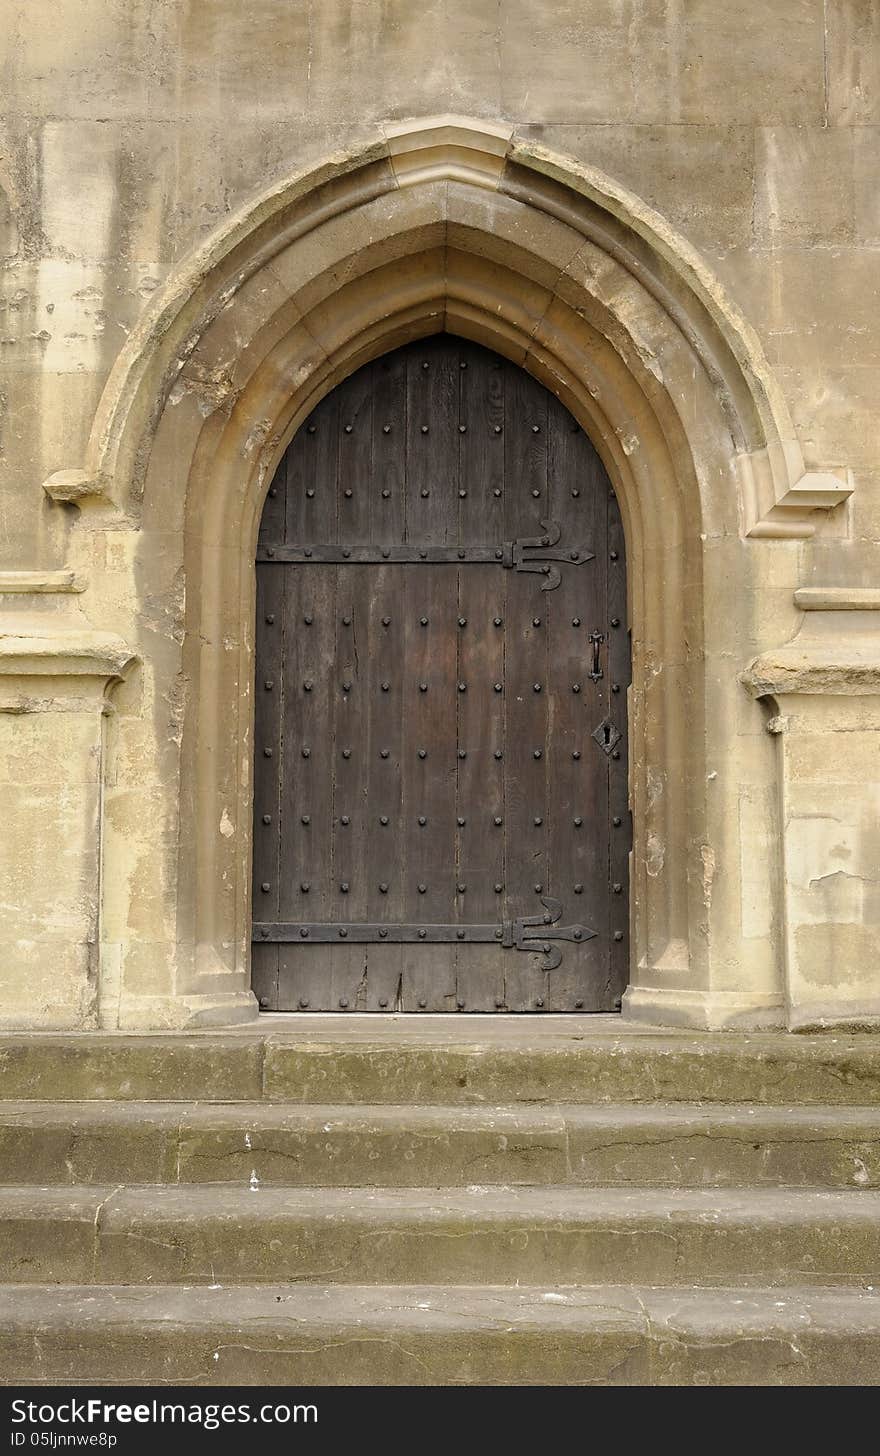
253;898;596;970
252;920;597;947
256;922;507;944
256;544;593;566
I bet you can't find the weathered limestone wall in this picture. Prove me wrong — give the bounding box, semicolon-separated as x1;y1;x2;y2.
0;1;878;1030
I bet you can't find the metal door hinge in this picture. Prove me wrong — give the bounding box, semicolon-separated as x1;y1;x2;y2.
253;896;595;971
257;520;594;591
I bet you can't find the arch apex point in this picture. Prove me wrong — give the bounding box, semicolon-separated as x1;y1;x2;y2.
383;114;513;156
384;115;513;189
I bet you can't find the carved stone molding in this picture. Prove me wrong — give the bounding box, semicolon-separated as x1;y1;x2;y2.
742;643;880;699
0;627;136;686
794;587;880;612
0;571;85;594
742;586;880;699
40;115;852;538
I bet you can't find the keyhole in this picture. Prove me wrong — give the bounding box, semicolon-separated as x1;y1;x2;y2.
603;722;612;746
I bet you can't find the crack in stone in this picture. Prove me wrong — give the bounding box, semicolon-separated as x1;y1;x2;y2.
91;1187;123;1282
567;1126;880;1177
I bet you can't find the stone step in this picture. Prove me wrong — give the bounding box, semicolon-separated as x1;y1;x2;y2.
2;1101;880;1189
1;1283;878;1385
3;1023;880;1105
0;1035;264;1103
3;1185;880;1287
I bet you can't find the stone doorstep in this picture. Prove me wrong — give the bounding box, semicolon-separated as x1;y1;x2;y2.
2;1026;880;1103
1;1100;880;1189
2;1185;880;1287
1;1284;879;1386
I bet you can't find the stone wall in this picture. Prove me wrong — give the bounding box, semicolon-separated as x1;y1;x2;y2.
0;1;877;1029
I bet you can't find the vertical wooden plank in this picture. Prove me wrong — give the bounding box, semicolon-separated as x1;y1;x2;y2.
371;350;407;544
327;365;373;1011
363;561;406;1009
546;402;609;1009
400;338;458;1011
250;460;286;1010
278;390;338;1010
328;570;362;1010
502;362;550;1011
365;352;408;1009
455;341;506;1011
607;485;632;1011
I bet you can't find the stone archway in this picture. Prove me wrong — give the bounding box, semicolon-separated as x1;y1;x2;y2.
43;117;852;1029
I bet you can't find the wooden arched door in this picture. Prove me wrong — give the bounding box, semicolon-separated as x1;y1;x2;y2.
252;336;631;1012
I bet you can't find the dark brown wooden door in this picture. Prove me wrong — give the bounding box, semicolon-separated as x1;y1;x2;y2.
251;336;630;1012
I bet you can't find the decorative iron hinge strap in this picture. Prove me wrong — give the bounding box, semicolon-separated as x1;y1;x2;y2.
253;896;595;971
257;520;594;591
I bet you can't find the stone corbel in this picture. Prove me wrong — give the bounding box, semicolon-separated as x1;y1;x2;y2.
42;469;116;510
737;444;853;540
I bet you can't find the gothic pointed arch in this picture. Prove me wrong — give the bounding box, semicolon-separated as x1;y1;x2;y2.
44;117;836;1027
